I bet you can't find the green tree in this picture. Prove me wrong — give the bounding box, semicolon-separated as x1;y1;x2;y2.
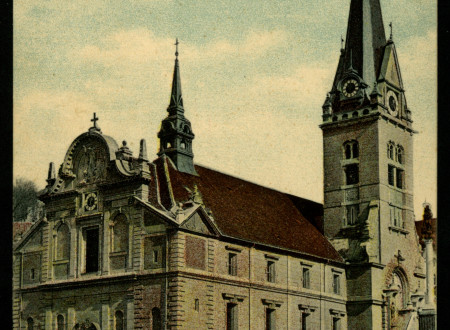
13;178;39;222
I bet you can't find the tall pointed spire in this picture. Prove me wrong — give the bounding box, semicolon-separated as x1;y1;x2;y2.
334;0;386;88
168;38;184;114
157;39;197;175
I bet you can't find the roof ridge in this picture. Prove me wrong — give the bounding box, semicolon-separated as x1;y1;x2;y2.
194;163;321;203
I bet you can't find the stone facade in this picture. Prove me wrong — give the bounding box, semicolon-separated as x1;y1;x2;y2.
320;0;433;328
13;171;347;329
13;0;436;329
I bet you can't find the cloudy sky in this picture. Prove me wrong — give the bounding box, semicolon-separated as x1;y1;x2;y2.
14;0;437;218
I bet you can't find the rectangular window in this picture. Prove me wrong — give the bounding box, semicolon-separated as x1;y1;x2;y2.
388;165;395;186
333;274;341;295
228;253;237;276
267;261;276;283
345;164;359;185
265;308;275;330
144;236;166;270
333;317;341;330
302;313;309;330
396;168;404;189
397;208;403;228
226;303;238;330
85;227;99;273
194;299;199;312
302;267;310;289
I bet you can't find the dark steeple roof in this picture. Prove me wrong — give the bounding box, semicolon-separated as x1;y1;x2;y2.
333;0;386;89
157;39;197;175
168;38;184;115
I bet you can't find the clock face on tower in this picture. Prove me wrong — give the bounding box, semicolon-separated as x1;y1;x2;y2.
386;90;398;116
342;79;360;98
84;192;98;211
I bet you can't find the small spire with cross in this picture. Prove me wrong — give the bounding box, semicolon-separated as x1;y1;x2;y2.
175;38;179;58
89;112;101;133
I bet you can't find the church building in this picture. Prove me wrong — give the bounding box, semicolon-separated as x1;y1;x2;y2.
13;0;435;329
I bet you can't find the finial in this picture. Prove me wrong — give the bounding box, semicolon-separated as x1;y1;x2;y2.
46;162;56;185
89;112;101;132
138;139;148;161
389;22;393;41
341;35;344;50
175;38;179;58
370;80;382;98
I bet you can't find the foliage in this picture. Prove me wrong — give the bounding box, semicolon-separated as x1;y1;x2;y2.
13;178;42;222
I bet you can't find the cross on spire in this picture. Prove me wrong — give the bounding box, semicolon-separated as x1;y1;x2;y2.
341;35;344;50
91;112;99;128
175;38;179;58
389;22;393;40
89;112;101;133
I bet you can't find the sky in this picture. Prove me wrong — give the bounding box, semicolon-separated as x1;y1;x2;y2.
14;0;437;219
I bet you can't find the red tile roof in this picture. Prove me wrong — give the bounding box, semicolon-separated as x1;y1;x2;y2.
153;157;342;262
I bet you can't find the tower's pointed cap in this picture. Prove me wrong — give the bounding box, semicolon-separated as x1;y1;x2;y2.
168;38;184;114
335;0;387;87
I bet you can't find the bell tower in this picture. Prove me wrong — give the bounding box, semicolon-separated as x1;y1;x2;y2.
320;0;425;328
158;39;197;175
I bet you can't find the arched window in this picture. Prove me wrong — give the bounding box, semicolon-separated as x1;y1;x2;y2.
180;140;186;149
152;307;162;330
343;141;359;159
346;205;359;226
391;270;407;311
56;223;70;260
112;214;128;253
387;142;395;160
27;317;34;330
115;310;124;330
345;144;352;159
57;314;65;330
397;145;404;164
352;111;358;118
